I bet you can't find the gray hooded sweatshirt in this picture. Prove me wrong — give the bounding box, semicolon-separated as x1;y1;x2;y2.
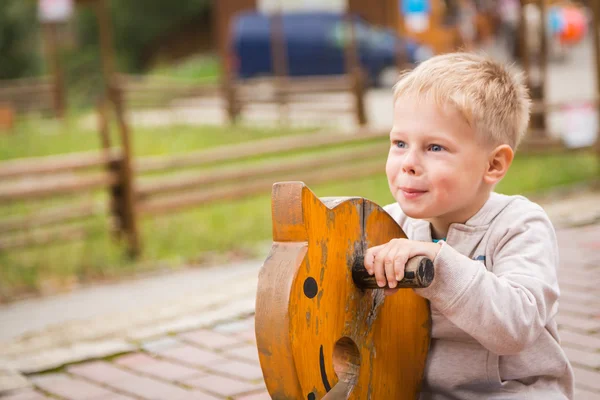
384;192;574;400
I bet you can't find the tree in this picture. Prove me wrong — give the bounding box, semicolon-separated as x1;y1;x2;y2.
0;0;212;80
0;1;42;79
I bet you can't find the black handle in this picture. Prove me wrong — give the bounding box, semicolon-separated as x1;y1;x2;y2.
352;255;434;289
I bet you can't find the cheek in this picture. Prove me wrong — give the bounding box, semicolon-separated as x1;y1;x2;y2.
428;163;471;200
431;161;482;200
430;174;455;200
385;153;398;182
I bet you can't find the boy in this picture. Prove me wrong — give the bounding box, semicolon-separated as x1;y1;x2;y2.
364;53;574;399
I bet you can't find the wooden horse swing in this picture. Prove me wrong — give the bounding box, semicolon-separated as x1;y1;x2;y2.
256;181;434;399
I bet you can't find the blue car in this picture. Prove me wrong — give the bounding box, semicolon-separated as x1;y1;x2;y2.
230;11;432;87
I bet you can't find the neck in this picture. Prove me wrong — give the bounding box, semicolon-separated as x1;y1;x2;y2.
427;190;492;240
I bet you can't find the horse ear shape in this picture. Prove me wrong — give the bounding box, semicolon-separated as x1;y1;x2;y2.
271;181;309;242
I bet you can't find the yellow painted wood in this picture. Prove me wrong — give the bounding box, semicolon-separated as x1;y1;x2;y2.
256;182;431;399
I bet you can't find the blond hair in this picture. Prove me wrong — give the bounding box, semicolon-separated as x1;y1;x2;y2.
393;52;531;149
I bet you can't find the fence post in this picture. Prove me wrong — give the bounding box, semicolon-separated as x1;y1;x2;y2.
110;86;140;257
96;96;122;240
215;1;241;124
95;0;140;257
271;9;289;126
529;0;547;136
345;12;367;127
42;23;66;119
97;96;111;150
592;0;600;182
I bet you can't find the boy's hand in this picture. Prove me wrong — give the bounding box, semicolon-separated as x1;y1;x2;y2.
364;239;441;293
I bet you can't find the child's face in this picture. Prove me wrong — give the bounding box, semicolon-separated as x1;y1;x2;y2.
387;96;491;225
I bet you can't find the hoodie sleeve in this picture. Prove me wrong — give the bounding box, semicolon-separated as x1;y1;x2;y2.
383;203;412;236
414;208;560;355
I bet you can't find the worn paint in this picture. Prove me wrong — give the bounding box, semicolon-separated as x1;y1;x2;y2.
317;289;324;309
320;239;328;280
366;290;385;326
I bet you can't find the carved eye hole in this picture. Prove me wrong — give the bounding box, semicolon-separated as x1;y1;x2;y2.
303;277;318;299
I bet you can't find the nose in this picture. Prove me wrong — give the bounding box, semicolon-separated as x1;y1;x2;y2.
401;150;421;176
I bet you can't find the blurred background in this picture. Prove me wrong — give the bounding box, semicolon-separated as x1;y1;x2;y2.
1;1;600;399
0;0;598;302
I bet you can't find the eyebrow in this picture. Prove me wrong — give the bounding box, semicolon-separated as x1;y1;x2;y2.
390;130;454;144
389;130;407;138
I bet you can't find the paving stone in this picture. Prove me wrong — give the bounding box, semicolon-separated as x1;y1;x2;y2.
560;330;600;350
182;391;222;400
558;301;598;318
207;359;264;381
0;388;52;400
560;280;598;292
30;373;118;400
140;337;181;353
213;319;253;334
178;329;242;350
558;268;600;282
560;290;598;305
96;394;137;400
564;347;600;370
0;366;31;393
575;387;600;400
68;361;133;383
224;344;260;364
10;340;136;374
557;314;600;333
236;329;257;343
68;361;200;400
155;344;229;369
184;373;262;397
238;316;255;328
573;367;600;391
114;352;204;382
234;390;271;400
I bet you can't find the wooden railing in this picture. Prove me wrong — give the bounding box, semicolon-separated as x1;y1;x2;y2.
135;129;388;216
0;76;54;115
2;121;597;255
116;73;366;126
116;74;220;109
0;129;388;254
0;149;125;251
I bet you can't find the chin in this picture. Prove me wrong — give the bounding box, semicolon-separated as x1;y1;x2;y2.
403;209;433;220
396;201;434;220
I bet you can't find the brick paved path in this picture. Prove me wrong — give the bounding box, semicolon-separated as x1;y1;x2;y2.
2;224;599;400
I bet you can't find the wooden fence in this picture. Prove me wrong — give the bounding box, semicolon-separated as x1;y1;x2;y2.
134;128;387;216
117;72;366;126
0;76;55;115
0;128;387;255
233;73;366;126
1;120;598;256
116;74;220;109
0;149;124;251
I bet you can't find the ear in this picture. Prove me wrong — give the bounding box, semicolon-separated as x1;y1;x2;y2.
483;144;514;185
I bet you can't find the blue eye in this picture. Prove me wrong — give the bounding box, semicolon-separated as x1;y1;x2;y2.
429;144;444;152
395;141;407;149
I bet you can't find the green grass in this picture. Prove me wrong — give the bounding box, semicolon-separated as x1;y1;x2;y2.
0;116;316;160
0;117;598;301
148;55;220;83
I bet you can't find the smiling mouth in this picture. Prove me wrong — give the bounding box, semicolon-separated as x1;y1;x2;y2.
400;188;427;199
